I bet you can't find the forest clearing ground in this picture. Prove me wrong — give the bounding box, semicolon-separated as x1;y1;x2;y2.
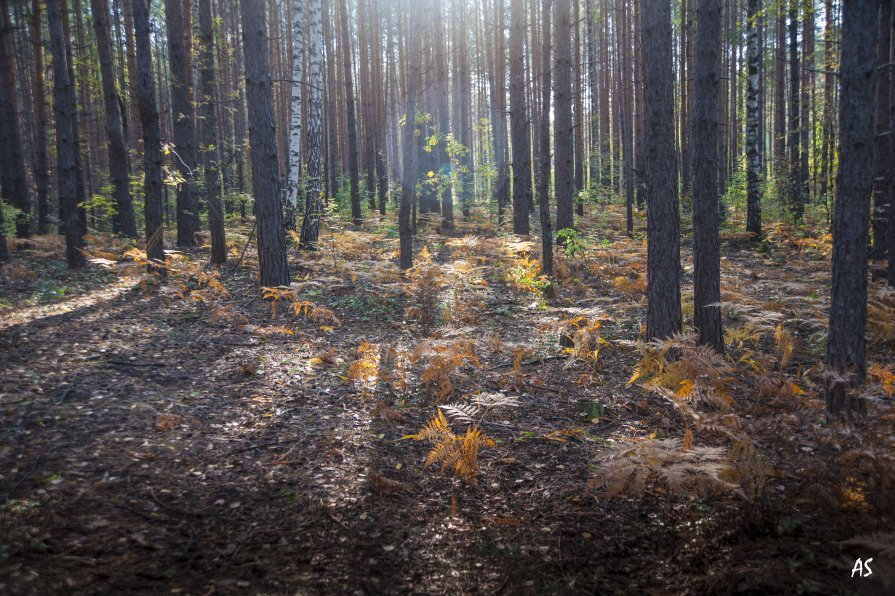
2;207;895;594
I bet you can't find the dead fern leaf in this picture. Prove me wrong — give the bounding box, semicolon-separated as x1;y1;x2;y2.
368;471;409;494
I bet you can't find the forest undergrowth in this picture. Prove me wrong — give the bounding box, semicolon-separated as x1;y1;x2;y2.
2;206;894;594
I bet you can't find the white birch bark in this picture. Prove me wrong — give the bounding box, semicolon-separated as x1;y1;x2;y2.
286;0;306;230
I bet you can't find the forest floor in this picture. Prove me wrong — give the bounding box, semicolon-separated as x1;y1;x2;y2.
1;206;895;595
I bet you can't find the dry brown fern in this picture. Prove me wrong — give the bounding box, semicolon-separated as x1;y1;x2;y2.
589;437;739;499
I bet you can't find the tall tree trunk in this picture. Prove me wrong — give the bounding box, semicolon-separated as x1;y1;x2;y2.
47;0;85;267
872;1;891;260
643;0;682;340
285;0;305;230
586;0;599;190
827;0;879;420
889;0;895;286
774;6;786;197
788;1;802;218
337;0;361;225
372;0;388;216
509;0;531;235
199;0;226;264
573;0;584;215
554;0;574;236
240;0;290;286
538;0;553;276
491;0;509;226
800;0;813;210
400;0;422;269
134;0;165;267
299;0;324;247
91;0;137;238
693;0;723;353
166;0;200;246
31;0;50;233
746;0;762;237
0;0;33;238
432;0;453;228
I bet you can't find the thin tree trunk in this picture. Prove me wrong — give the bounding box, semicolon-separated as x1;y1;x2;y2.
285;0;305;230
774;5;786;197
788;1;802;217
643;0;682;340
400;0;422;269
826;0;879;420
337;0;361;225
538;0;553;276
31;0;50;233
746;0;762;237
199;0;226;264
91;0;137;238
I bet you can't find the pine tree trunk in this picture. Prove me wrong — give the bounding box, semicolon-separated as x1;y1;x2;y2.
166;0;199;246
509;0;530;235
31;0;50;233
285;0;305;231
693;0;723;353
788;1;802;218
133;0;165;267
337;0;361;225
643;0;682;340
0;0;32;238
240;0;290;286
872;1;891;261
538;0;553;276
573;0;584;213
554;0;574;236
91;0;137;238
746;0;762;237
400;0;422;270
300;0;324;247
889;0;895;286
198;0;226;264
47;0;85;267
774;7;786;195
827;0;879;420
